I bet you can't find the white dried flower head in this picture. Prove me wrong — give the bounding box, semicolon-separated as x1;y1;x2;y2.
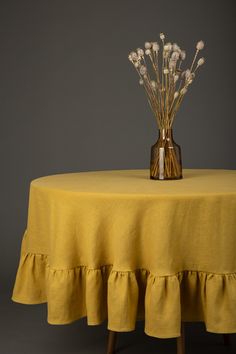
180;50;186;60
196;40;204;50
163;68;169;74
163;44;169;52
171;51;180;61
130;51;138;61
137;48;144;57
174;75;179;83
185;69;191;80
164;42;172;52
134;62;139;68
160;32;165;40
188;79;193;84
145;42;152;49
197;57;205;66
128;54;133;61
145;49;151;55
152;42;159;52
174;91;179;99
151;80;156;88
140;65;147;75
139;78;144;85
172;43;180;52
180;87;187;95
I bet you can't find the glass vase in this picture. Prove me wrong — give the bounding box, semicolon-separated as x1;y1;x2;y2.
150;128;183;180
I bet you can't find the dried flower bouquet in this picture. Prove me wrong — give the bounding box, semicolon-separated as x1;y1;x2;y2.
128;33;205;179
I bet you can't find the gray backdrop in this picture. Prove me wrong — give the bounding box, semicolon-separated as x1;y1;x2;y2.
0;1;236;353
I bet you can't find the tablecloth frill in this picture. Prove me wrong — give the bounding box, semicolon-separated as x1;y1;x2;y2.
12;252;236;339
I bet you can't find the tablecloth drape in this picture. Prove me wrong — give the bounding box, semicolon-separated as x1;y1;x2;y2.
12;169;236;338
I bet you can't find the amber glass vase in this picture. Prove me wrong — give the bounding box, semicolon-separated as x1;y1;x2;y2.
150;128;183;180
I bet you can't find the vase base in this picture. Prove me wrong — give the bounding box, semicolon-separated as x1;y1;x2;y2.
150;175;183;180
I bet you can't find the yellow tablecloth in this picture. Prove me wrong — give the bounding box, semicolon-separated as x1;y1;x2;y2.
12;169;236;338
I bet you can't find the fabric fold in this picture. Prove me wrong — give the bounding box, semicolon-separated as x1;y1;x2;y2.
12;252;236;338
107;270;139;331
144;274;181;338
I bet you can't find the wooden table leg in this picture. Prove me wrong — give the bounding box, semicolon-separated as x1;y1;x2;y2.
107;330;117;354
223;334;231;346
177;322;185;354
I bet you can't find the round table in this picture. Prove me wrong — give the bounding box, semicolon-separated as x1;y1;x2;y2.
12;169;236;338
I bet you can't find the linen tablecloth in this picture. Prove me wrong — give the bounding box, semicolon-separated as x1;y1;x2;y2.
12;169;236;338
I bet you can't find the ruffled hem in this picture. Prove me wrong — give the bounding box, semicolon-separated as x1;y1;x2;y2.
12;253;236;338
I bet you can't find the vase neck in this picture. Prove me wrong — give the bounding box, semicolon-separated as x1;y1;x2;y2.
158;128;173;140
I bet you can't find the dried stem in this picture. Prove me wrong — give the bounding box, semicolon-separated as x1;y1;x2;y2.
190;49;199;72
